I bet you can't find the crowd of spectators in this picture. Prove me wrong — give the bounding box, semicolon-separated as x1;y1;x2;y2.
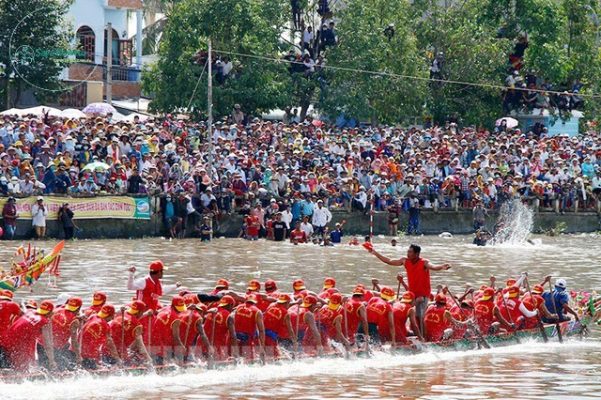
0;106;600;239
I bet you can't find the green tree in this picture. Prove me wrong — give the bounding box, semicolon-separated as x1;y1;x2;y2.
0;0;73;110
320;0;427;125
142;0;291;118
410;0;511;125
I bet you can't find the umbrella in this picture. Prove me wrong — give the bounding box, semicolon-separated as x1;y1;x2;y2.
0;108;28;117
61;108;87;119
81;161;111;172
82;102;117;116
495;117;519;129
21;106;62;117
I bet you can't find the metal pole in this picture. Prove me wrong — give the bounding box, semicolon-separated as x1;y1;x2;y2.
207;38;213;172
106;23;113;105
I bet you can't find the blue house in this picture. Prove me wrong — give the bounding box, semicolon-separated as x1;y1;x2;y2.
515;109;583;137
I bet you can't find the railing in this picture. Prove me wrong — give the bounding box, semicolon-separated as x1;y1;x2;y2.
102;65;142;82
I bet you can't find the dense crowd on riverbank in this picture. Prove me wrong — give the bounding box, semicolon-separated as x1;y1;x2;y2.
1;108;600;238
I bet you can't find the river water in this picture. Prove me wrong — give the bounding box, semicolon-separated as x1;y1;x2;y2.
2;234;601;400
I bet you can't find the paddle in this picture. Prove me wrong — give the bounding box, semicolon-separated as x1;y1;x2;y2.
294;303;301;359
499;289;521;344
183;306;195;363
547;281;564;343
524;277;548;343
120;308;126;360
446;287;490;349
208;309;217;369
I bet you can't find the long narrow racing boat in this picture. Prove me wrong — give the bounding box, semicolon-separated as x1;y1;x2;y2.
0;315;590;383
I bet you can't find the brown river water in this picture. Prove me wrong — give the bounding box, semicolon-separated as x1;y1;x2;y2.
2;234;601;400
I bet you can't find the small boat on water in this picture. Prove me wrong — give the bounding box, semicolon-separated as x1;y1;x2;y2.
0;315;590;383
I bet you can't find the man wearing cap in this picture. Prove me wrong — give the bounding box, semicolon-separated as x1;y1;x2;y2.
31;196;48;239
152;295;187;365
203;295;238;360
178;298;213;362
127;260;181;312
42;297;83;369
343;287;370;347
542;278;580;323
366;287;396;345
80;304;122;370
1;196;18;240
0;290;22;367
246;279;274;312
317;293;351;352
209;279;230;296
498;285;539;330
6;300;56;370
368;244;451;332
263;294;297;357
109;300;153;366
423;293;455;342
264;279;280;298
233;294;266;360
318;277;337;300
83;291;107;318
393;291;423;343
474;287;515;334
289;294;324;355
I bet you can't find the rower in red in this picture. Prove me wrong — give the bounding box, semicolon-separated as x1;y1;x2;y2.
289;294;324;355
423;293;452;342
83;291;107;318
474;287;515;334
6;300;56;370
43;297;83;370
497;285;538;331
393;291;423;344
246;279;274;312
0;290;22;368
127;260;181;312
522;284;558;329
233;294;266;360
317;293;351;352
203;295;237;361
367;244;451;333
366;286;396;345
343;287;369;346
109;300;153;366
80;305;122;370
178;295;213;362
263;293;297;358
151;295;187;365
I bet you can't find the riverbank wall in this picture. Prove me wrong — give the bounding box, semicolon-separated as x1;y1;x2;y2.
5;209;600;240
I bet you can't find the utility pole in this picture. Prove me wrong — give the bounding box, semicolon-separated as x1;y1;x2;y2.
207;38;213;170
106;22;113;105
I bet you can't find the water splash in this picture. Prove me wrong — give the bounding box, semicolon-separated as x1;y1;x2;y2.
491;200;534;246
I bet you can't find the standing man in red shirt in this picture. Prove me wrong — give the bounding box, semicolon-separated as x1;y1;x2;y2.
368;244;451;333
127;260;181;312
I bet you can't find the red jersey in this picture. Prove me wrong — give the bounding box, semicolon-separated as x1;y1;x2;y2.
203;308;231;360
110;313;142;359
136;276;163;311
178;309;202;348
404;258;431;298
263;303;290;341
317;306;343;344
152;308;182;355
80;315;111;360
498;297;523;327
234;304;260;338
522;295;543;330
0;300;21;347
366;297;393;341
474;299;495;334
392;302;412;342
449;305;470;339
289;229;307;243
343;299;364;341
424;304;449;342
6;312;51;369
50;309;79;349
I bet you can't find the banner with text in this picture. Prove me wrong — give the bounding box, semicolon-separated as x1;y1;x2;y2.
0;196;151;220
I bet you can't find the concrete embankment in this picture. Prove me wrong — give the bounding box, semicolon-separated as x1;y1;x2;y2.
4;210;600;240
